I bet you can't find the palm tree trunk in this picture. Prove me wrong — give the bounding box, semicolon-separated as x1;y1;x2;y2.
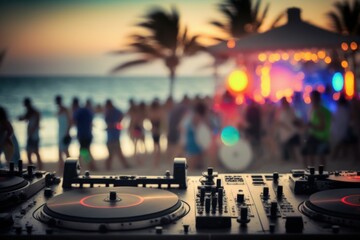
169;68;175;98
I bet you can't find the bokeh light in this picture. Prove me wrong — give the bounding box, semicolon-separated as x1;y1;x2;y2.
332;72;344;92
344;70;355;98
227;70;248;93
221;126;240;146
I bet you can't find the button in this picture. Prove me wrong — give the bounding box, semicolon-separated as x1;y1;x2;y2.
155;226;163;234
263;187;269;199
285;215;303;233
318;165;324;175
207;167;213;176
84;171;90;177
237;193;244;203
332;225;340;233
309;166;315;175
26;224;33;233
269;223;275;233
44;188;53;197
277;185;283;199
183;224;189;233
273;172;279;182
205;196;211;213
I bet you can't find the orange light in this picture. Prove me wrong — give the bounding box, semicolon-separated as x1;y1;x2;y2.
341;60;349;69
333;92;341;101
317;50;326;59
286;96;293;103
350;42;358;51
227;70;248;93
276;91;283;100
304;96;311;104
294;53;301;61
258;53;267;62
344;70;355;98
260;66;271;97
311;53;318;62
284;88;293;97
273;53;281;61
304;52;312;61
227;39;236;49
235;95;244;105
341;42;349;51
281;53;289;61
324;56;332;64
254;93;265;104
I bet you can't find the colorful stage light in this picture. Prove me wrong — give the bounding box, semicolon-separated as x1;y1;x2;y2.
227;70;248;93
344;70;355;98
221;126;240;146
332;72;344;92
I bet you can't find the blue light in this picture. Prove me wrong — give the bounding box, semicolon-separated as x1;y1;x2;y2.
332;72;344;92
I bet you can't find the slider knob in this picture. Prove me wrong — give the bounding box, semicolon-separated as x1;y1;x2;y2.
237;206;250;224
277;185;283;199
270;201;278;218
262;187;269;199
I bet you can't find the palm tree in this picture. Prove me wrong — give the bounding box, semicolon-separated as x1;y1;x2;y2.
209;0;270;40
327;0;360;35
111;7;203;98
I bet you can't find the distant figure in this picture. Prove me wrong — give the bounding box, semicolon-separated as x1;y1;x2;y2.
245;99;262;146
167;96;190;160
128;101;146;165
276;97;301;161
55;95;71;170
301;90;331;167
330;95;354;159
73;101;95;170
18;98;42;169
0;106;20;164
148;98;163;167
184;102;208;169
104;99;129;170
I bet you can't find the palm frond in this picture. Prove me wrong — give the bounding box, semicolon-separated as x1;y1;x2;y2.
110;59;150;73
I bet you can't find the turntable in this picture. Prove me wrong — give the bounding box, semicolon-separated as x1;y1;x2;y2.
0;158;359;239
0;160;58;211
37;187;187;231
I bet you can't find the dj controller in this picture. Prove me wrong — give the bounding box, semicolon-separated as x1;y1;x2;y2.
0;158;360;239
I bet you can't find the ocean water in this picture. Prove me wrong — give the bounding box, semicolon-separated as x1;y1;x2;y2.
0;76;215;162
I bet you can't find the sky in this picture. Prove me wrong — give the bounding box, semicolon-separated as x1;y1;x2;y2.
0;0;345;76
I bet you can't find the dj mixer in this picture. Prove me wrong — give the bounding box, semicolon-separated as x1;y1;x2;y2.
0;158;359;239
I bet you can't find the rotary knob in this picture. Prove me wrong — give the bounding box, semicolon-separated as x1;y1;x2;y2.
270;201;278;218
262;187;269;199
237;193;245;203
237;206;250;224
277;185;283;199
273;172;279;183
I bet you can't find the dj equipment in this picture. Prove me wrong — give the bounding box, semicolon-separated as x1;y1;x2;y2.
0;158;359;239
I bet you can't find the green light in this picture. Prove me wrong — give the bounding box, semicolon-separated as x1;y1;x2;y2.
221;126;240;146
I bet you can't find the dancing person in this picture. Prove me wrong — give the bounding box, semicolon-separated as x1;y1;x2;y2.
104;99;129;170
55;95;71;170
0;106;16;164
301;90;331;167
18;98;42;169
148;98;163;167
73;100;95;170
128;102;146;165
276;97;301;161
184;102;209;170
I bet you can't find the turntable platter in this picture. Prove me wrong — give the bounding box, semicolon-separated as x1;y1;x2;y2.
39;187;187;231
301;188;360;227
0;176;28;193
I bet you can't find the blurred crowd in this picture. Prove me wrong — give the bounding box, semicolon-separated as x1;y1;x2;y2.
1;90;360;172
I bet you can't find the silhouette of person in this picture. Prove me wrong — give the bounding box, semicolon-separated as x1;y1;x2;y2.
0;106;20;164
301;90;331;167
55;95;71;170
104;99;129;170
18;98;42;169
149;98;163;167
73;100;95;170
